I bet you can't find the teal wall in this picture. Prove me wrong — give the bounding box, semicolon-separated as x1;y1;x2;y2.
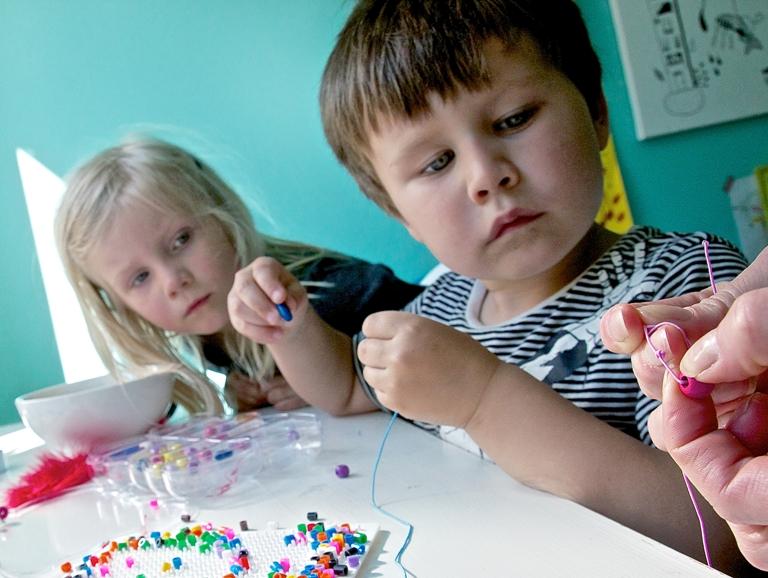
1;0;766;425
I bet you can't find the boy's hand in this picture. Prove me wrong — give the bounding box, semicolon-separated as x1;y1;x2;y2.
225;371;308;412
228;256;308;344
357;311;500;427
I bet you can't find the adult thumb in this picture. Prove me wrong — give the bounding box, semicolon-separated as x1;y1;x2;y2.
681;288;768;384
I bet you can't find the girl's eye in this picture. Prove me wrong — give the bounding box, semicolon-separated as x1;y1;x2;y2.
131;271;149;288
424;150;455;174
172;230;191;251
494;108;536;132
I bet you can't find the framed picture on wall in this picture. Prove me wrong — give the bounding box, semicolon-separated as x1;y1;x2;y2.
610;0;768;140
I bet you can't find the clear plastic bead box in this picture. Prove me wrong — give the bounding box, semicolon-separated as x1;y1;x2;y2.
90;412;321;500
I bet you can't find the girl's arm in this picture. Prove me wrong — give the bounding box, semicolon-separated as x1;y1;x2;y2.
267;305;376;415
228;256;374;415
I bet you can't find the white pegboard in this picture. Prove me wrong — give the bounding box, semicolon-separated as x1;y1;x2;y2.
55;520;378;578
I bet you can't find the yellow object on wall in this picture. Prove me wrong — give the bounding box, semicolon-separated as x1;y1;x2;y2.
756;164;768;223
596;135;633;234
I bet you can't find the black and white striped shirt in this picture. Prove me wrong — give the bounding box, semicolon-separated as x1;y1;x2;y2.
357;226;747;455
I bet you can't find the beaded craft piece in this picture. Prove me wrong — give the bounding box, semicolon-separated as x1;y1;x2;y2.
56;519;378;578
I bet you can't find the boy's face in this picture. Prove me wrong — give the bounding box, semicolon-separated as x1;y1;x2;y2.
367;38;609;290
84;201;239;336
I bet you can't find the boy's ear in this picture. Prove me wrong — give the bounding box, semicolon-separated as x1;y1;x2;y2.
593;92;610;150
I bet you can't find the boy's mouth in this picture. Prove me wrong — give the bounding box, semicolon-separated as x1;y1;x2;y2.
185;294;211;317
489;209;544;242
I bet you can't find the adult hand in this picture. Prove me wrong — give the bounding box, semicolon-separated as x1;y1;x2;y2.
656;372;768;570
601;245;768;405
357;311;501;427
228;256;308;344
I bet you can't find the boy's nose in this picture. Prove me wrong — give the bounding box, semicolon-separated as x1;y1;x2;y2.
466;150;519;204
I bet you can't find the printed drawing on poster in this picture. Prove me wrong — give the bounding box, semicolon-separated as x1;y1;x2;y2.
610;0;768;139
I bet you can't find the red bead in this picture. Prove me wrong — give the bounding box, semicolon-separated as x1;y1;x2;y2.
679;376;714;399
0;506;8;521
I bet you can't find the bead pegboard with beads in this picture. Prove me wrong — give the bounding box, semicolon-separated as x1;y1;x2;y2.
56;519;378;578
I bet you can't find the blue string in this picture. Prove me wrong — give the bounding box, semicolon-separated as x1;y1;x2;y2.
370;411;414;577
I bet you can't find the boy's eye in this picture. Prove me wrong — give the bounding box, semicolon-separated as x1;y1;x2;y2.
494;108;536;132
172;230;191;251
424;150;455;174
131;271;149;287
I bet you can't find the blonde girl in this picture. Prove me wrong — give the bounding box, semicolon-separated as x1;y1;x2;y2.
55;136;421;416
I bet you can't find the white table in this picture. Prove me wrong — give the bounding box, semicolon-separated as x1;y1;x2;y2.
0;410;723;577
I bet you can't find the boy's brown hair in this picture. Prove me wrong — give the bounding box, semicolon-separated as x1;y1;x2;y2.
320;0;603;216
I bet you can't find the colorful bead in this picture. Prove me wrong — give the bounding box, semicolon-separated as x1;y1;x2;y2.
334;464;350;478
679;376;715;399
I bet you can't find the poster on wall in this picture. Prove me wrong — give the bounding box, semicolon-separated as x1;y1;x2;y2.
610;0;768;140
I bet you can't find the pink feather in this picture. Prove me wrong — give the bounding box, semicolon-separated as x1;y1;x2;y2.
4;452;94;509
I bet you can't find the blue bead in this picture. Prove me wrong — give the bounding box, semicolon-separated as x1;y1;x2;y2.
276;302;293;321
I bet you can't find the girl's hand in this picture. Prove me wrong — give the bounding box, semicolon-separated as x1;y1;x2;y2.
225;370;308;411
228;256;308;344
357;311;500;427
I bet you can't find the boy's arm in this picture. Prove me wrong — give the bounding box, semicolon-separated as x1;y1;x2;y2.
466;363;748;572
359;311;749;574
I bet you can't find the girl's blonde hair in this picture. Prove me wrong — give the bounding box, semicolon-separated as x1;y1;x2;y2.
55;136;329;415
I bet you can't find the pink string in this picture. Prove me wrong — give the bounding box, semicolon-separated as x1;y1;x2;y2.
642;240;716;567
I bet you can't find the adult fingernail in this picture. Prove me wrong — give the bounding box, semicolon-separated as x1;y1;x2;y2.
637;304;692;323
605;308;629;343
681;334;719;376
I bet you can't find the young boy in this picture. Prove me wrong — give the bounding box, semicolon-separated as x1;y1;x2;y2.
228;0;750;571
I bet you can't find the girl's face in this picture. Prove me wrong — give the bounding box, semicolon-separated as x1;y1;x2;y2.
84;202;239;336
366;38;608;295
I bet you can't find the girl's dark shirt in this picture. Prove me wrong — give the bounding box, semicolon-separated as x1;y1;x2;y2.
203;256;424;369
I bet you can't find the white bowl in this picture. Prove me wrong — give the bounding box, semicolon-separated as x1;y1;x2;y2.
15;373;175;453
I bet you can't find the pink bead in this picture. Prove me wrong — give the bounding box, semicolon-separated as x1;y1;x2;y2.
148;498;159;510
126;557;134;568
679;376;714;399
